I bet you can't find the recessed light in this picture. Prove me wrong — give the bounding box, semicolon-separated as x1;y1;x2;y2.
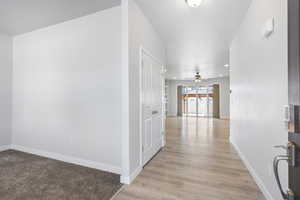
219;74;223;77
224;64;230;68
185;0;203;8
173;77;177;79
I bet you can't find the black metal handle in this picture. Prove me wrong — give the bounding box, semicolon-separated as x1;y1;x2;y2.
273;155;289;199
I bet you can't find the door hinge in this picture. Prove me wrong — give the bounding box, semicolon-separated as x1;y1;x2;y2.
142;146;144;152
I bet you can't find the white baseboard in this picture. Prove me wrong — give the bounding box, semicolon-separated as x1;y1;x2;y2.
10;145;121;175
120;166;142;184
230;137;274;200
120;137;164;184
0;145;11;152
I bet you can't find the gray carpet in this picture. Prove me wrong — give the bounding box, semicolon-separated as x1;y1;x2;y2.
0;150;122;200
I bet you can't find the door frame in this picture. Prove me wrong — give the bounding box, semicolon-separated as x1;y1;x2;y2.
139;46;166;168
288;0;300;198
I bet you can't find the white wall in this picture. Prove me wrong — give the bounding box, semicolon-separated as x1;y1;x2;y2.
12;6;122;174
230;0;287;199
167;77;230;119
121;0;166;183
0;34;12;148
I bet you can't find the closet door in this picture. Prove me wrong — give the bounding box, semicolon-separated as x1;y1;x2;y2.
142;52;163;166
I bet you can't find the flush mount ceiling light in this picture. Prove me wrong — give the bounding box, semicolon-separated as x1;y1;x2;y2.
185;0;203;8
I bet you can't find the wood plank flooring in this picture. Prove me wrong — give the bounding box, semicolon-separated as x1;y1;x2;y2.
115;117;266;200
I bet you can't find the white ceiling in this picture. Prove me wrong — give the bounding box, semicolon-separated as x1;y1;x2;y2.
0;0;120;35
135;0;252;80
0;0;251;80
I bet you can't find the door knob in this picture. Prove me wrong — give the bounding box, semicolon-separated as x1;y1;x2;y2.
273;142;296;200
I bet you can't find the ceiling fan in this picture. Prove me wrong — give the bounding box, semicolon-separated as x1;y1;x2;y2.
195;72;202;83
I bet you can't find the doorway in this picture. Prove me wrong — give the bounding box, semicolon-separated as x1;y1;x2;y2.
182;86;214;117
180;85;220;118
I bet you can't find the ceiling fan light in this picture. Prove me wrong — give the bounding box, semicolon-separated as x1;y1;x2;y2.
195;72;202;82
186;0;203;8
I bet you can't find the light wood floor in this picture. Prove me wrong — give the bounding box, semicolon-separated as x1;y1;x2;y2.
115;117;266;200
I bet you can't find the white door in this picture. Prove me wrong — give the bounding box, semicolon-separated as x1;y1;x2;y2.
141;52;163;166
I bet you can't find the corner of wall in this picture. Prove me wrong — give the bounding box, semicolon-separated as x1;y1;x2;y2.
0;33;13;148
120;165;142;184
121;0;131;183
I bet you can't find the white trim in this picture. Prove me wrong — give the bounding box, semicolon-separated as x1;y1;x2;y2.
120;166;143;185
121;0;130;184
230;138;274;200
0;145;11;152
10;145;121;175
139;46;144;168
161;71;167;148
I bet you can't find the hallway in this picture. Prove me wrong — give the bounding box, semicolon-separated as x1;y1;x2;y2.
115;117;266;200
0;0;293;199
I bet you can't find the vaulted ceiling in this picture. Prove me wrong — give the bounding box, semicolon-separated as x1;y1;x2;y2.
135;0;252;80
0;0;251;80
0;0;120;35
